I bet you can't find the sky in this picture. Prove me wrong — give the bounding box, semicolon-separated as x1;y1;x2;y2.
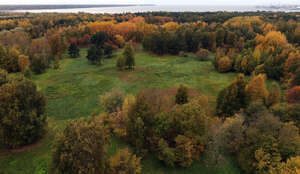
0;0;299;5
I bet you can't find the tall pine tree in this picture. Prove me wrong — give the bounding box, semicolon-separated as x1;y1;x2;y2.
68;43;80;58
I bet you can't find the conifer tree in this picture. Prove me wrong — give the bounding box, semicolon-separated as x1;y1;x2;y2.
175;85;188;105
68;43;80;58
86;45;103;65
123;41;135;70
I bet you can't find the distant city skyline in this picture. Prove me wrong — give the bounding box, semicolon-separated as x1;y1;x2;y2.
0;0;299;6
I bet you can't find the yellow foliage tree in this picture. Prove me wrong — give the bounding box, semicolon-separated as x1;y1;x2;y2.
18;55;30;72
255;31;290;54
245;74;268;102
162;22;179;32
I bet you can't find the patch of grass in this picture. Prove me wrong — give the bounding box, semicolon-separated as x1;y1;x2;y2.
0;48;242;174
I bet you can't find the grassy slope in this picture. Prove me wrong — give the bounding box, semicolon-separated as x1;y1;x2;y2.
0;48;241;174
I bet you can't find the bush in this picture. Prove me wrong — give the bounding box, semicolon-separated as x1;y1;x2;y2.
175;85;188;105
179;51;188;57
109;148;142;174
116;56;125;70
50;118;108;174
196;49;209;61
158;138;176;167
100;89;125;113
0;76;46;148
217;56;233;73
30;54;49;74
175;135;194;167
0;68;8;86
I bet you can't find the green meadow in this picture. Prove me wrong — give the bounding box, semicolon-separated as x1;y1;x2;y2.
0;48;241;174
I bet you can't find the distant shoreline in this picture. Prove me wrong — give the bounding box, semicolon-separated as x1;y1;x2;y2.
0;4;155;11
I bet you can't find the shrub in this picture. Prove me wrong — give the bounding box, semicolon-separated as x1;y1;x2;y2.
175;135;194;167
116;56;125;70
0;68;8;86
175;85;188;105
100;89;125;113
109;148;142;174
217;56;233;73
50;118;108;174
30;54;49;74
0;76;46;148
286;86;300;104
196;49;209;61
179;51;188;57
158;138;176;167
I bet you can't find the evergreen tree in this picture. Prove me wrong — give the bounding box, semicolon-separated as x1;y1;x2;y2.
175;85;188;105
68;43;80;58
86;45;104;65
103;44;114;58
123;42;135;70
91;31;108;48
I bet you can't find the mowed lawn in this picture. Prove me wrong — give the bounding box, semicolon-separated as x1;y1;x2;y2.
0;48;241;174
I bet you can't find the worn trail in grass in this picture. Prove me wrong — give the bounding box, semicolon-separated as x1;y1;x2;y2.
0;49;240;174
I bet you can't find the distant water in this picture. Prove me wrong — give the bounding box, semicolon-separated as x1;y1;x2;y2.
13;5;300;14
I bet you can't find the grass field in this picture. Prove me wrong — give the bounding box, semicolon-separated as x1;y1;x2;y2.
0;48;242;174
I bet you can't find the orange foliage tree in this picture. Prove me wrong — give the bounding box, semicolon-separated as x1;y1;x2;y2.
286;86;300;104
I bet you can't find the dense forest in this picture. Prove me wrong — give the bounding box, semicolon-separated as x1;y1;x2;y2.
0;11;300;174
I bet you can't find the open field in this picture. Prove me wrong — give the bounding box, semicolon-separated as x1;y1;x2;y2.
0;48;241;174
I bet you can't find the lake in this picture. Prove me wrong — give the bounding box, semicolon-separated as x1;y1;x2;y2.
13;5;300;14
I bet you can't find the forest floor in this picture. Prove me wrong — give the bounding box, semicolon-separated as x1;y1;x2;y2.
0;48;244;174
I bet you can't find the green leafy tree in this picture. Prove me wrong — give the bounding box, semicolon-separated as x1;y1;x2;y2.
0;75;46;148
217;74;248;117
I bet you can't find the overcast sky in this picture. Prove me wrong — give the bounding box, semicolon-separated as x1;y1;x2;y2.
0;0;299;5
